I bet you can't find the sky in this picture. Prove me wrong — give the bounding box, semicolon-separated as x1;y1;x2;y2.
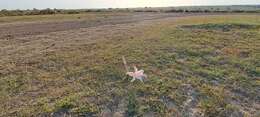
0;0;259;10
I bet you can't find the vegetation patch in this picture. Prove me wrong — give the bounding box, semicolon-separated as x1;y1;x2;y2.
181;23;260;32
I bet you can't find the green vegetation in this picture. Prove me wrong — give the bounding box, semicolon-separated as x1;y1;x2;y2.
0;8;94;17
166;5;260;13
0;15;259;116
126;91;139;116
1;5;260;17
181;23;260;32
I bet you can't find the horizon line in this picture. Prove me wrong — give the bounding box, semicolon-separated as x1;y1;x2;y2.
1;4;260;10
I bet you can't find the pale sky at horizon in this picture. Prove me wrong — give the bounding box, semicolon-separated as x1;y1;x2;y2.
0;0;259;10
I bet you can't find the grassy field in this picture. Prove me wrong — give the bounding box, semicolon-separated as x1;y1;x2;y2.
174;5;260;11
0;14;259;116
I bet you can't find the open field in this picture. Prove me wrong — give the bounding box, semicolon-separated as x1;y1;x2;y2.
0;13;260;117
0;12;198;39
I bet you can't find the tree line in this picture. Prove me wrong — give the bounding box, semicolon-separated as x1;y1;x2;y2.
1;8;259;17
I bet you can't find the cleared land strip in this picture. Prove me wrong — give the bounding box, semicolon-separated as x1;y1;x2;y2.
0;13;233;39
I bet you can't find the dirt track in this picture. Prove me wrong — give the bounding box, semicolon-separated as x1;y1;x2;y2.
0;13;219;39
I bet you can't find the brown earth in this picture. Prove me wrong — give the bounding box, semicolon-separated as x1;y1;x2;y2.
0;13;226;39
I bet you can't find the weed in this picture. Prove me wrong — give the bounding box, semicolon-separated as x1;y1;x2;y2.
126;91;139;116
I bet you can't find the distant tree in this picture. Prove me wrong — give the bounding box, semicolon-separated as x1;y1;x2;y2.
39;8;55;15
0;9;9;16
29;8;39;15
125;8;129;12
1;9;8;13
210;7;214;12
66;10;80;14
0;9;6;16
184;9;189;13
108;8;112;10
177;9;184;13
13;9;24;16
54;9;62;13
204;9;210;13
198;8;202;12
227;7;231;12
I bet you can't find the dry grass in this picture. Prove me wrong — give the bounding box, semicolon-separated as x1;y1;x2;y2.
0;14;259;116
0;12;129;24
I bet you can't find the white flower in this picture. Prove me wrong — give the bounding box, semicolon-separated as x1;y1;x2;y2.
126;66;147;82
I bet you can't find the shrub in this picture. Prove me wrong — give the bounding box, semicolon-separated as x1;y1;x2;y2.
39;8;56;15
